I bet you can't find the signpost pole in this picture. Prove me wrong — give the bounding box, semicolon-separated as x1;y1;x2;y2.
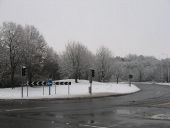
21;81;23;98
129;74;133;86
43;83;44;96
89;69;95;95
90;82;92;95
21;66;26;98
49;86;51;95
55;84;56;94
67;82;71;95
68;84;69;95
27;83;28;97
48;79;52;95
129;78;131;86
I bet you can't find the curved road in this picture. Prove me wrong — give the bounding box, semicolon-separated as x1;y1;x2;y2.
1;83;170;128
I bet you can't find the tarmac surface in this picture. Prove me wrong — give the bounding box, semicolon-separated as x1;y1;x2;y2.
1;83;170;128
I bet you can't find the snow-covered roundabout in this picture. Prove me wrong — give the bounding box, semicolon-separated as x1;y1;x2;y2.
0;79;140;99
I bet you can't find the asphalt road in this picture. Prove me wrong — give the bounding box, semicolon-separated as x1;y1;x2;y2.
1;83;170;128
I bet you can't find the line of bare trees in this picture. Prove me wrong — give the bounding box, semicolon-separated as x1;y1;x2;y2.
0;22;60;87
0;22;170;88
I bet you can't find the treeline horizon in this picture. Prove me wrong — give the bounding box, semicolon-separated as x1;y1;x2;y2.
0;22;170;88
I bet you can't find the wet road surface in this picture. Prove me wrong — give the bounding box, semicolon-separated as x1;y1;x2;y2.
1;83;170;128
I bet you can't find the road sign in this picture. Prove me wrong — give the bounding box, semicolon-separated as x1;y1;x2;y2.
54;81;72;95
26;81;71;86
47;80;53;86
54;82;71;85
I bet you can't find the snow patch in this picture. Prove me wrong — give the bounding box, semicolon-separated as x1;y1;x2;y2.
157;83;170;86
0;79;140;99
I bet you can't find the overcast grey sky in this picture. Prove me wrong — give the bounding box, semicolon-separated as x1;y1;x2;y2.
0;0;170;58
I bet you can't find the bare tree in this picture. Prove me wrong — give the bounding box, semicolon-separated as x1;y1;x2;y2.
42;47;60;80
22;25;47;84
0;22;24;86
60;41;92;83
112;61;123;84
0;38;9;85
95;46;113;82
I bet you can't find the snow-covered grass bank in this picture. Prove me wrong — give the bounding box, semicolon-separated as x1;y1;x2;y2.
0;79;140;99
156;83;170;86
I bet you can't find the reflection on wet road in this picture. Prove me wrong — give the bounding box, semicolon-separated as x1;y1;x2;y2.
1;83;170;127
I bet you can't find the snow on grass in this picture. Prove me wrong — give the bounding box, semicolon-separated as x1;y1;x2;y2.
0;79;140;99
156;83;170;86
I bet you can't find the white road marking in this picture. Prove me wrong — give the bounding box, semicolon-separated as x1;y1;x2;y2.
5;107;47;112
79;124;108;128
